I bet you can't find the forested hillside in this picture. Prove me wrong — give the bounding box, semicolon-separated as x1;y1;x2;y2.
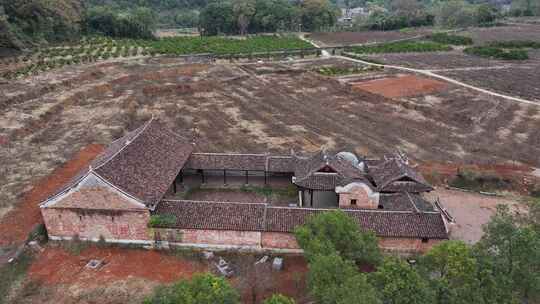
0;0;83;50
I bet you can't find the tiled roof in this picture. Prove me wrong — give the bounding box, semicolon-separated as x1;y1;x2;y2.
368;158;433;193
153;200;448;239
185;153;295;173
292;150;370;190
378;193;435;212
43;119;194;207
155;200;266;231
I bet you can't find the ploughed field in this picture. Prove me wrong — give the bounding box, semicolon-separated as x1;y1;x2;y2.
309;28;433;46
1;56;540;216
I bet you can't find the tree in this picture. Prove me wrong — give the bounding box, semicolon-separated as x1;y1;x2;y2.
174;9;199;27
294;210;382;266
300;0;339;31
371;256;434;304
432;0;476;28
308;253;381;304
421;240;484;304
476;204;540;303
232;0;255;35
263;294;296;304
199;0;236;35
143;273;240;304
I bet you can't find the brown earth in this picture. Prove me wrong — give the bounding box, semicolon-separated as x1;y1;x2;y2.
28;245;207;285
309;29;433;46
0;144;104;247
352;74;448;98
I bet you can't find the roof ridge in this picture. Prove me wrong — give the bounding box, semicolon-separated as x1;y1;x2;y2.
266;205;440;215
161;199;267;206
93;118;154;172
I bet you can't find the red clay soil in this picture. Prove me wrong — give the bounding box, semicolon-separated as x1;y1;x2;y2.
0;144;104;246
352;74;448;98
28;246;207;285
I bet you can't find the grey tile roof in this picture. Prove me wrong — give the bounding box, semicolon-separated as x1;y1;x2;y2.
368;158;433;193
153;200;448;239
185;153;295;173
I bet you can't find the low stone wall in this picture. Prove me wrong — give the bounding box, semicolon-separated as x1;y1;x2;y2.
42;208;151;241
379;237;443;254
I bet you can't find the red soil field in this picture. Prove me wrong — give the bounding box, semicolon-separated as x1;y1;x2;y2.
0;144;104;246
352;74;448;98
28;246;207;285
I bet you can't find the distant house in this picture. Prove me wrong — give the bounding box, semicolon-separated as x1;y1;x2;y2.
41;118;450;254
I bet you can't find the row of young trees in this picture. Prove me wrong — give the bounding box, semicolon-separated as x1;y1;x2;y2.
294;201;540;304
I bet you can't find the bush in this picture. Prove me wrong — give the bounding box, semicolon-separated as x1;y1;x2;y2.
314;65;383;76
294;210;382;266
144;273;240;304
348;40;451;54
428;33;473;45
449;169;513;192
488;40;540;49
148;214;177;228
263;294;296;304
464;46;529;60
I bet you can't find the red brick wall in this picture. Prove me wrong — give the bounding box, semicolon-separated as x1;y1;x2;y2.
379;237;442;254
261;232;300;249
153;228;261;247
42;208;151;241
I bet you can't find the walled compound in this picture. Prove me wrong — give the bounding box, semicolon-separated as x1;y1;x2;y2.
40;118;450;254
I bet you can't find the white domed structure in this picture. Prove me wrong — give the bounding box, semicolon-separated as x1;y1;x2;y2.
336;151;359;166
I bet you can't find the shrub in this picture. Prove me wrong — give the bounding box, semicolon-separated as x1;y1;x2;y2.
349;41;451;54
294;210;382;266
144;273;240;304
488;40;540;49
148;214;177;228
314;65;383;76
449;169;512;192
428;33;473;45
263;294;296;304
464;46;529;60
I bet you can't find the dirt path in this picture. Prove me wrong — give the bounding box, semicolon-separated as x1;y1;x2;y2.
0;144;104;247
337;55;540;106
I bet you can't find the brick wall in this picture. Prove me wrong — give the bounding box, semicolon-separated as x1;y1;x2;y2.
379;237;443;254
42;208;151;241
337;183;379;209
152;228;261;247
261;232;301;249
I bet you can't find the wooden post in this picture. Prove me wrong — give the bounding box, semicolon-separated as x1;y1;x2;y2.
310;190;314;207
173;179;177;193
264;171;267;185
224;169;227;185
201;169;205;184
179;170;183;184
245;170;249;184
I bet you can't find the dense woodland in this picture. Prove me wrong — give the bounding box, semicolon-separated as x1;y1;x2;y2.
0;0;539;51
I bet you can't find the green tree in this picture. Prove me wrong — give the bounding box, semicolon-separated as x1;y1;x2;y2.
294;210;382;266
421;241;484;304
144;273;240;304
199;0;236;35
371;256;434;304
232;0;255;35
476;205;540;303
300;0;339;31
308;253;381;304
262;294;296;304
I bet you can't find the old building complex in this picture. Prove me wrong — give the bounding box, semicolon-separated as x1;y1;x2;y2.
40;118;450;254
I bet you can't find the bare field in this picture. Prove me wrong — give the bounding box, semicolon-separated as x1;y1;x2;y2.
438;65;540;102
465;24;540;44
309;28;432;46
1;57;540;216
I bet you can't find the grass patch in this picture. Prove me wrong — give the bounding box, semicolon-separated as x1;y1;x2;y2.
428;33;473;45
148;214;177;228
464;46;529;60
240;184;298;199
449;169;513;192
314;65;383;76
487;40;540;49
0;252;33;304
347;40;451;54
